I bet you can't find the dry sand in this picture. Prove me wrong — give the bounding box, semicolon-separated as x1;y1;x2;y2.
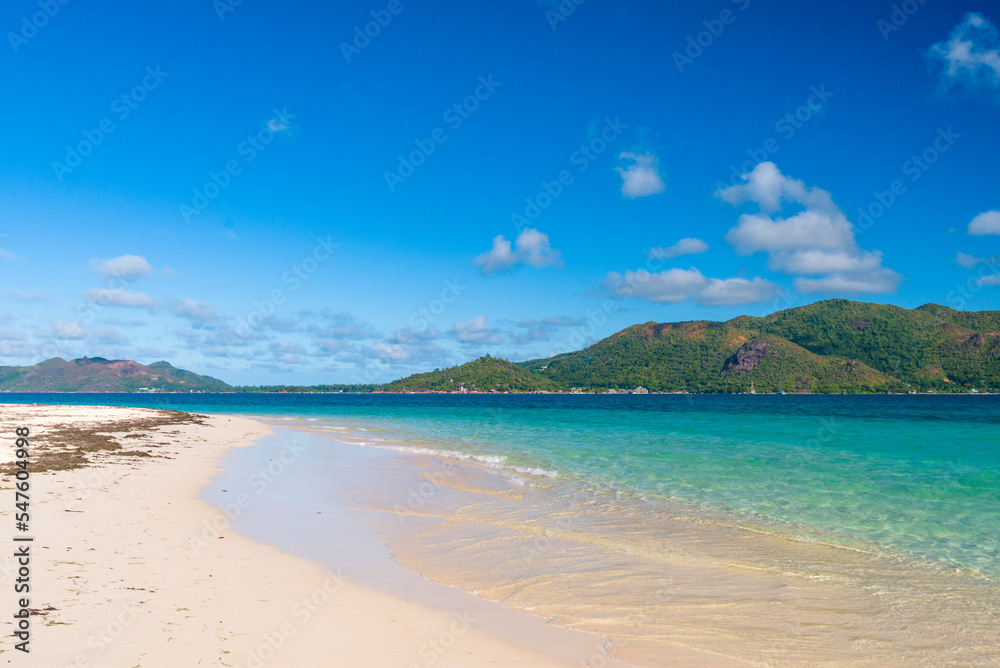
0;404;643;667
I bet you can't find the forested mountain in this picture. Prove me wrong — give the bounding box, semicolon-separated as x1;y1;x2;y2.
387;300;1000;393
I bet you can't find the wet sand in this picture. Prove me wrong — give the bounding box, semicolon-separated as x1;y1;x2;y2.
248;417;1000;667
0;405;644;667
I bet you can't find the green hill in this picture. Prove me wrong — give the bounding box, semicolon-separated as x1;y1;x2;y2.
714;335;893;393
491;299;998;394
0;357;232;392
730;299;1000;391
519;318;895;393
915;303;1000;335
381;355;560;393
521;320;755;392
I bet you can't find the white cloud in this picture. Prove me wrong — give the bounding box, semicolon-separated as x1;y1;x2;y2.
6;289;49;302
616;152;666;199
475;228;563;275
602;268;706;303
968;210;1000;235
51;321;87;340
715;161;831;213
956;251;1000;269
169;298;217;323
768;249;885;275
453;315;504;345
0;341;35;358
717;162;902;296
84;288;157;309
725;210;855;254
646;238;709;260
366;339;449;366
93;327;128;345
388;326;443;344
307;310;380;340
268;119;290;133
269;341;305;355
0;328;25;342
600;267;779;306
326;326;447;367
517;228;563;268
794;270;903;295
0;233;18;262
315;338;350;354
512;316;586;344
928;12;1000;92
976;273;1000;286
266;341;305;365
369;342;414;361
91;254;154;280
363;327;450;366
957;252;982;268
476;236;516;273
699;277;781;306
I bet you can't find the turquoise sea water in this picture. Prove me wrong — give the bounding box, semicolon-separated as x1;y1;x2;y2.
6;393;1000;578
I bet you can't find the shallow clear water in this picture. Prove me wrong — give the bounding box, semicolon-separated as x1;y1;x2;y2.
11;393;998;579
10;392;1000;664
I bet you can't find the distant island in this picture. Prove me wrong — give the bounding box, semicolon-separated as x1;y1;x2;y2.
2;300;998;394
385;299;1000;394
0;358;376;394
0;358;232;393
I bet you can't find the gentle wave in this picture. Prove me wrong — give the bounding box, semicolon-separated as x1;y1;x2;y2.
379;444;559;478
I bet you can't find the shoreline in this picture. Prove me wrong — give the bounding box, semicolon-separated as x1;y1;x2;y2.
2;390;996;395
254;415;1000;667
2;403;999;665
0;404;645;667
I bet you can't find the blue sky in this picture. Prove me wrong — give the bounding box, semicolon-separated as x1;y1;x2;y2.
1;0;1000;384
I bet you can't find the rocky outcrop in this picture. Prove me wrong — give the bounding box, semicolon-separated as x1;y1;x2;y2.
722;338;777;374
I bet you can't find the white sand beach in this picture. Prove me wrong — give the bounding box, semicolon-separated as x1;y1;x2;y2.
0;405;667;667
